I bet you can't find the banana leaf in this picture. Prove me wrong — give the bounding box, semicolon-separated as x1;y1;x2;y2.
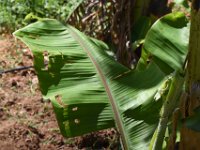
14;12;189;149
144;12;189;74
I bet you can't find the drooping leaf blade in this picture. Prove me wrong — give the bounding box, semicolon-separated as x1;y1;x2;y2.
144;12;189;74
14;19;166;149
14;19;116;137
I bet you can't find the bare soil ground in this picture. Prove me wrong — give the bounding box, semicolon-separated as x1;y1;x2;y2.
0;34;118;150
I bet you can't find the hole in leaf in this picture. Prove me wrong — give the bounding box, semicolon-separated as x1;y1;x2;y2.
41;51;49;71
72;107;78;111
55;95;65;107
74;119;80;124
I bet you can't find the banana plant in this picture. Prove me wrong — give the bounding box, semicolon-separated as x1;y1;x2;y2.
13;12;189;149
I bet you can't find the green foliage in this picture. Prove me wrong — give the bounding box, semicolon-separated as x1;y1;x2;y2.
0;0;83;32
144;12;189;74
14;19;166;149
14;12;189;149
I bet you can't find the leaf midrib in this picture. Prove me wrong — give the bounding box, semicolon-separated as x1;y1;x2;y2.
67;25;129;149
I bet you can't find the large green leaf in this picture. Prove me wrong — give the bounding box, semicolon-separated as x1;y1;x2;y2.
13;12;190;149
141;12;189;150
144;12;189;74
14;19;167;149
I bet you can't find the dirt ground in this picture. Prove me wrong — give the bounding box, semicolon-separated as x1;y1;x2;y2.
0;34;118;150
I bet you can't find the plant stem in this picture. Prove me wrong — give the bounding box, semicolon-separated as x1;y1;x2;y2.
186;0;200;91
152;72;184;150
179;1;200;149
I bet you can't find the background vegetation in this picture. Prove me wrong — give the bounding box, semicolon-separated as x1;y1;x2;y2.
1;0;200;149
0;0;80;32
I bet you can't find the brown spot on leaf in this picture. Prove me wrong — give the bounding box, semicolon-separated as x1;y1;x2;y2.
55;95;65;107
